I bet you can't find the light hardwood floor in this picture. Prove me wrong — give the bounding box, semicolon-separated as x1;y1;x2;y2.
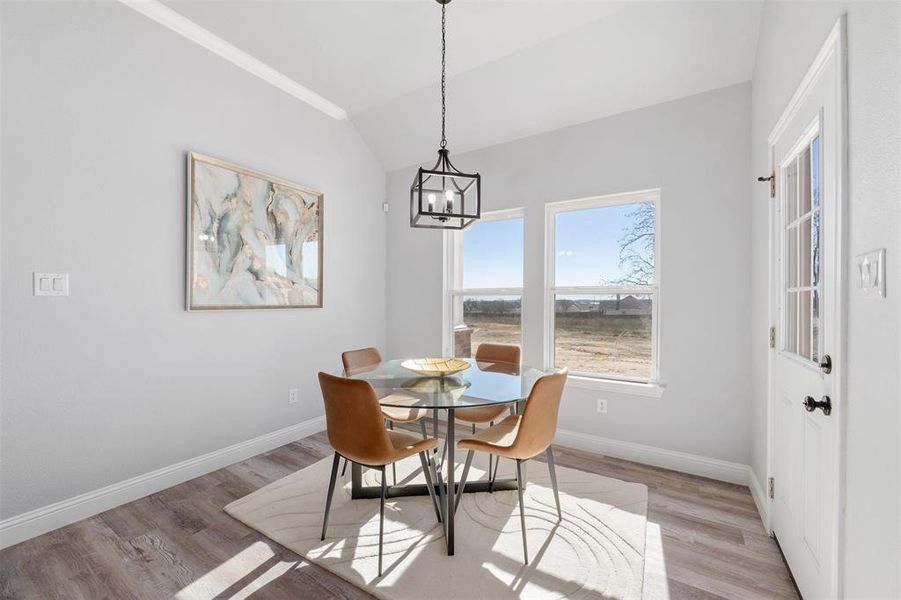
0;429;799;599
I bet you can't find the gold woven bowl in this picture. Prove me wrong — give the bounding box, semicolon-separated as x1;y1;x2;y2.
401;358;470;377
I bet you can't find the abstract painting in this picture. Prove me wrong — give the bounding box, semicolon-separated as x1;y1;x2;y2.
187;152;323;310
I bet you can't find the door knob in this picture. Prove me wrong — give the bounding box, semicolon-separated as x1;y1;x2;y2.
819;354;832;374
803;395;832;415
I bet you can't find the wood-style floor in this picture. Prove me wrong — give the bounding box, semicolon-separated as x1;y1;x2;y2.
0;428;799;599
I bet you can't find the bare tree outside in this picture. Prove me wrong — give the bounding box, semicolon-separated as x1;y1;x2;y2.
606;202;655;286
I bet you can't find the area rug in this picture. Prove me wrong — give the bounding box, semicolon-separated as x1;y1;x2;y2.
225;452;648;599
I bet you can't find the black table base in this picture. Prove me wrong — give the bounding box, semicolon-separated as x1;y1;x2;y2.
350;478;520;500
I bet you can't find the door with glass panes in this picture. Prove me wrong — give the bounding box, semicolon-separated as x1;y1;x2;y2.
770;25;843;599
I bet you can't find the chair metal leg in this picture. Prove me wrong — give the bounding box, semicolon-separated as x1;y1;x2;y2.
419;451;442;523
489;454;501;492
321;453;341;540
454;450;474;513
388;421;397;486
546;447;562;520
341;458;348;477
487;421;493;484
419;419;432;465
379;465;386;577
515;458;528;564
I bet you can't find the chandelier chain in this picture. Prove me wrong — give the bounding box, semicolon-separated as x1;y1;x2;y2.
440;1;447;149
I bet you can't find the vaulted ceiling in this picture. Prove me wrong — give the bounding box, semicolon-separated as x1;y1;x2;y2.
165;1;763;170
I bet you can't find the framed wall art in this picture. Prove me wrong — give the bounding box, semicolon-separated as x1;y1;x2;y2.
187;152;323;310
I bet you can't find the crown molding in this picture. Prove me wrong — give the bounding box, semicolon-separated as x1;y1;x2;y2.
119;0;347;120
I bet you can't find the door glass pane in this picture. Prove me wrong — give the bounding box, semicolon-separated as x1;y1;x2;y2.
786;292;798;353
800;217;812;287
799;147;812;215
453;295;521;358
799;290;811;359
811;136;821;208
812;289;820;362
554;293;653;379
785;160;798;223
787;227;798;288
812;209;821;286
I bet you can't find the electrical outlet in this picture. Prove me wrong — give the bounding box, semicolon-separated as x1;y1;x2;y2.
288;389;299;404
596;399;608;414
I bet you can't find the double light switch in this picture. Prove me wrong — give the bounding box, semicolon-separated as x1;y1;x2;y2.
33;272;69;297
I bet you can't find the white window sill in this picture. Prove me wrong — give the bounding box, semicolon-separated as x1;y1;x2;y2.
566;375;665;398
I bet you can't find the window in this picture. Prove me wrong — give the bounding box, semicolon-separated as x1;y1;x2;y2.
445;209;523;358
545;191;659;382
781;133;821;362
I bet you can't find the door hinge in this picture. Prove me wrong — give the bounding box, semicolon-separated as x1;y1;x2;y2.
768;477;775;499
768;326;776;349
757;172;775;198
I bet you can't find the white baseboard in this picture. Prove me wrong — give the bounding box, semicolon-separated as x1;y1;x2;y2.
554;428;751;485
748;468;771;531
0;416;326;550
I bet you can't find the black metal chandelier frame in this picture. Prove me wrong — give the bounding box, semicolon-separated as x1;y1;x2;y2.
410;0;481;230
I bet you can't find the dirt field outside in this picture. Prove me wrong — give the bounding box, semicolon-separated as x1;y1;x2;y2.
463;313;652;378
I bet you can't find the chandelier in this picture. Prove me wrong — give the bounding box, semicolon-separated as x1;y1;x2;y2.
410;0;481;230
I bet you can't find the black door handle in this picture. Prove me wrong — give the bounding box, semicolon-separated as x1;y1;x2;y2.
803;395;832;415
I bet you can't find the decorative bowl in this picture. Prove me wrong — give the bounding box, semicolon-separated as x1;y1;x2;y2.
401;358;470;378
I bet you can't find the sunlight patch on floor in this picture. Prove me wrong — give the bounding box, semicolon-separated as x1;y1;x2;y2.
643;521;670;599
175;541;280;600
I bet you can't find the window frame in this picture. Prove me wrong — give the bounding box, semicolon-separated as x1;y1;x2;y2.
442;207;525;357
544;189;661;384
777;119;823;369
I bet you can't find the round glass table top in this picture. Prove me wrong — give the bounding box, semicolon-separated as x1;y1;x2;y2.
344;358;555;409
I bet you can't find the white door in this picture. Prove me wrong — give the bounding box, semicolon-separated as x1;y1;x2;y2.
770;21;845;600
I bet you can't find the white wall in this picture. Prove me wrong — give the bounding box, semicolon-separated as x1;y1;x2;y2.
386;83;753;466
0;2;386;520
749;3;900;597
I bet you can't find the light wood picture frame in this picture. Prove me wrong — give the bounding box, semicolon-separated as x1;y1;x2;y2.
186;152;323;310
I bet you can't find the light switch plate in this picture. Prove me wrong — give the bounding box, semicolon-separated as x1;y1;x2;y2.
855;249;885;298
34;272;69;297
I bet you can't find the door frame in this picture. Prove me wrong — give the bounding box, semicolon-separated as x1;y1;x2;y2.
765;14;848;598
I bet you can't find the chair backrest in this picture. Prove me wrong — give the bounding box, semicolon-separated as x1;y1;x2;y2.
512;368;568;459
341;347;382;374
318;372;396;466
474;343;521;365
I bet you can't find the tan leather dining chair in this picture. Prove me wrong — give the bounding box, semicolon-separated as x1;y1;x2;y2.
318;372;440;577
455;343;521;484
341;347;430;483
455;368;568;565
456;342;521;428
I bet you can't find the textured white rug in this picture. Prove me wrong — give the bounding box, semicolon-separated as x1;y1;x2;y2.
225;452;648;599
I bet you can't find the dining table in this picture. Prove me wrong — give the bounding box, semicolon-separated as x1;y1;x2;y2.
344;356;554;556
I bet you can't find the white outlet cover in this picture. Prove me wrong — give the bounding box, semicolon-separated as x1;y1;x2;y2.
856;249;885;298
596;399;608;414
288;388;299;404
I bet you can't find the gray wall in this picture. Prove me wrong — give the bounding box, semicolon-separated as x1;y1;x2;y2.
386;83;753;465
748;3;900;597
0;2;386;519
